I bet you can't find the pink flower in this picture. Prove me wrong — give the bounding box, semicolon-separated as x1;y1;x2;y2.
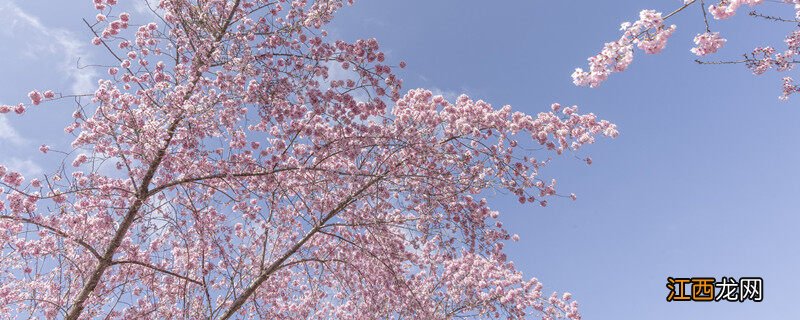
780;77;798;100
43;90;55;99
0;105;10;113
39;145;50;154
709;0;764;20
2;171;23;186
573;9;675;87
691;32;726;56
72;154;89;167
14;104;25;115
28;90;43;105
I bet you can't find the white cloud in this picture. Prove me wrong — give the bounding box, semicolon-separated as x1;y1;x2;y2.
133;0;152;14
416;74;464;102
429;87;461;102
0;115;39;177
0;115;24;145
5;158;43;177
0;0;97;94
133;0;164;16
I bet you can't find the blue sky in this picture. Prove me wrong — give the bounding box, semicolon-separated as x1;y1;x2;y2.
1;1;798;319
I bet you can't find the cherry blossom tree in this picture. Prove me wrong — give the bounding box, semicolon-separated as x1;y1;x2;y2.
573;0;800;100
0;0;617;319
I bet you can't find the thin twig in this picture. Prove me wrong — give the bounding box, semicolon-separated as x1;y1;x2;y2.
695;59;748;65
749;10;800;24
664;0;697;21
701;0;711;32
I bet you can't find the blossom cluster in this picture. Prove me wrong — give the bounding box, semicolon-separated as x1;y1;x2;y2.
0;0;616;319
708;0;764;20
572;10;676;88
691;32;726;56
575;0;800;99
0;90;54;115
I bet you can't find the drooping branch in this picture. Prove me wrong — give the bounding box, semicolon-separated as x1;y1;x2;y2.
218;170;390;319
111;259;203;285
0;215;102;260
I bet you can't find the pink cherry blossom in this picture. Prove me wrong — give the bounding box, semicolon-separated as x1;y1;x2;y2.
781;77;799;100
573;10;675;87
0;2;625;319
576;0;800;99
2;171;23;187
27;90;42;105
71;153;88;167
691;32;727;56
708;0;764;20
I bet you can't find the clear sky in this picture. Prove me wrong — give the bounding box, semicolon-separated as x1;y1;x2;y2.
1;1;798;319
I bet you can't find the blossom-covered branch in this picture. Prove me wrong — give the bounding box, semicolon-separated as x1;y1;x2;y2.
574;0;800;100
0;0;618;319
